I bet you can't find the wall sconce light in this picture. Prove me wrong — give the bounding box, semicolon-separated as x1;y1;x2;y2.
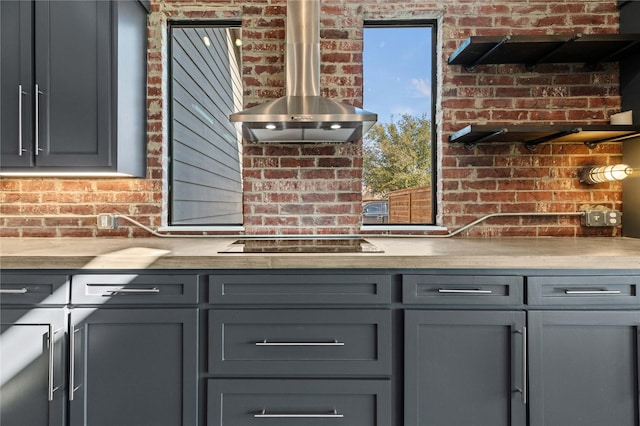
579;164;634;184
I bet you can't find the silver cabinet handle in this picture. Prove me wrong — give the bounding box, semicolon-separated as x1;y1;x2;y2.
256;340;345;346
564;290;622;295
47;325;55;401
35;84;43;155
69;327;78;401
254;409;343;419
18;85;27;156
514;326;527;405
522;326;527;405
103;288;160;296
0;288;28;294
438;289;493;294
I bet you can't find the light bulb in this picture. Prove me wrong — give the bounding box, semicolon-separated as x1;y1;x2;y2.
579;164;634;184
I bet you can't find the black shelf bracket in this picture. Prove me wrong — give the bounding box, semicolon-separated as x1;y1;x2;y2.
525;33;582;71
463;128;508;149
588;39;640;69
525;127;582;151
465;36;511;71
583;131;640;149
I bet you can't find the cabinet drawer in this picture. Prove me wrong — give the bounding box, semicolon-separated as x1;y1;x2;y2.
0;274;69;305
403;275;523;305
528;275;640;305
72;274;198;304
209;309;391;376
208;273;391;304
208;379;391;426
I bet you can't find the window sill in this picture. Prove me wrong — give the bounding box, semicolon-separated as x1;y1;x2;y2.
360;225;448;232
158;226;245;233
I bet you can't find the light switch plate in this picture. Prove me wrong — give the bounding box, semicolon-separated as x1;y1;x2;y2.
584;210;605;226
97;214;118;229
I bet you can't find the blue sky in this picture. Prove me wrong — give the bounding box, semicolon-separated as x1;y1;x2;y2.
363;26;433;125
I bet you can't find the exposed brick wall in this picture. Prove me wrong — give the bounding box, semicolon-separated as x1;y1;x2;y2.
0;0;624;237
440;0;623;237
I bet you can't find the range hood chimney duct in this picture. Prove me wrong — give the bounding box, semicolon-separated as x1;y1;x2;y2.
229;0;377;143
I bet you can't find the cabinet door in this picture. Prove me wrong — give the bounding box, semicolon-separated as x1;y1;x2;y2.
69;308;197;426
34;0;111;168
0;308;65;426
0;0;34;167
529;311;640;426
405;310;526;426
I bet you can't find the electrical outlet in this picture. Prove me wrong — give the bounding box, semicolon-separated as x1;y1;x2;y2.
582;210;622;227
604;210;622;226
97;214;117;230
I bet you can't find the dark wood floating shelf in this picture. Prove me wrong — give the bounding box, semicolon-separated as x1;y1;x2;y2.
449;124;640;150
448;33;640;70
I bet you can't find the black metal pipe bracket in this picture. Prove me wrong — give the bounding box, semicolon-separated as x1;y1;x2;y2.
525;33;582;71
465;36;511;71
463;128;508;149
525;127;582;151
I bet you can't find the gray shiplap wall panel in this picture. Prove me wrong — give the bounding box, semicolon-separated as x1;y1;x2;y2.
172;180;242;204
171;200;243;224
171;26;242;226
171;86;239;161
173;159;242;194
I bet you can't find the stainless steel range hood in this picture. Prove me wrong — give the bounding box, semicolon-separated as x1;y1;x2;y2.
229;0;377;143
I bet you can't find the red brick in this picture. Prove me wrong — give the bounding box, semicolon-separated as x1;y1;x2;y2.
264;169;298;179
300;170;336;179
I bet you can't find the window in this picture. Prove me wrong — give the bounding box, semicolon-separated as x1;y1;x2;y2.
362;21;437;225
169;23;243;226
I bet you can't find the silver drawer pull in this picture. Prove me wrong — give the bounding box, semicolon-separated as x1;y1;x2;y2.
254;409;344;419
438;289;493;294
103;288;160;296
256;340;345;347
0;288;29;294
564;290;622;295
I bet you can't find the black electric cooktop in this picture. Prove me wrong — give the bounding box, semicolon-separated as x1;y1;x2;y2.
219;238;383;253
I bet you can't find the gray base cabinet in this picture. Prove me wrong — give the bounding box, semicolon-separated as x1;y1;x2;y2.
0;308;66;426
3;270;640;426
405;310;527;426
69;308;197;426
529;311;640;426
0;273;198;426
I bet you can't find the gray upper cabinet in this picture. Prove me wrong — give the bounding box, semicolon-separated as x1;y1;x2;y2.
0;1;33;168
0;0;147;176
